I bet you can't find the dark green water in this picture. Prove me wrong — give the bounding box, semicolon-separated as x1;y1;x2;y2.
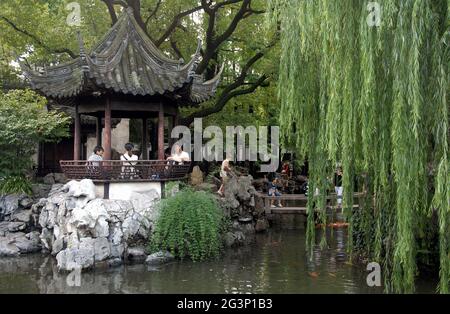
0;228;437;294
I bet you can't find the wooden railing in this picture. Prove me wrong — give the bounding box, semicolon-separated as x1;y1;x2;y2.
255;192;366;215
60;160;191;182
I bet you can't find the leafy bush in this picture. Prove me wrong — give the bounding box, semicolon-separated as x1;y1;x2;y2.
151;188;224;261
0;89;70;193
0;175;33;195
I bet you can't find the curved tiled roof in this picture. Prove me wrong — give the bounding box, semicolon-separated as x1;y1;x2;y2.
21;8;221;103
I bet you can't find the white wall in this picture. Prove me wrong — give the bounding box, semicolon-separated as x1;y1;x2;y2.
86;118;130;158
94;181;162;200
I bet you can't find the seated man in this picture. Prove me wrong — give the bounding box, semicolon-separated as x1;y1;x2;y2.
268;177;283;207
86;146;104;178
88;146;104;166
167;144;190;164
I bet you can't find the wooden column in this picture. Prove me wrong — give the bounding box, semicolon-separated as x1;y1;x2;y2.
104;98;112;160
169;112;179;147
142;118;148;160
96;116;102;147
158;103;165;160
74;102;81;160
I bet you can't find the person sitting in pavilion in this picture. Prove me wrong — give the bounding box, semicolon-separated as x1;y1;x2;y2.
167;144;190;164
86;146;104;177
88;146;104;165
120;143;139;179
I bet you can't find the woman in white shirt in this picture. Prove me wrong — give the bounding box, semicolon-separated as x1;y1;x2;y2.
120;143;138;178
167;144;190;164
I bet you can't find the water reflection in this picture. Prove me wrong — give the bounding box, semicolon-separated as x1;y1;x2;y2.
0;228;432;294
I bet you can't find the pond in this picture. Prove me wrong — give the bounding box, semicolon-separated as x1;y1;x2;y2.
0;227;437;294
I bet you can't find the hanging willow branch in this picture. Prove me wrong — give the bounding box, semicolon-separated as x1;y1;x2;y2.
268;0;449;293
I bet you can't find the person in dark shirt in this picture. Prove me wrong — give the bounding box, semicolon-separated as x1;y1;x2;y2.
334;167;343;208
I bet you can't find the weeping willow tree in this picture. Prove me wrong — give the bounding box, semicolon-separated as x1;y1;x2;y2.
267;0;449;293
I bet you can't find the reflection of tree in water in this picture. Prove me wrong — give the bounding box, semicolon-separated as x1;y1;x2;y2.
0;230;396;293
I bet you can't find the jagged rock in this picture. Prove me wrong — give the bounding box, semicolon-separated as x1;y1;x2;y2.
8;221;26;232
19;197;34;209
54;173;67;184
190;166;203;186
70;199;110;230
43;174;56;185
40;228;53;251
31;184;52;199
0;236;20;256
0;194;22;220
14;231;41;253
63;179;96;208
108;258;123;268
196;183;217;193
56;247;94;271
122;216;141;240
93;237;110;262
145;251;175;266
224;231;246;247
255;218;269;232
238;216;253;223
43;173;67;186
33;180;161;271
52;237;65;255
127;247;146;261
12;210;32;224
0;222;9;236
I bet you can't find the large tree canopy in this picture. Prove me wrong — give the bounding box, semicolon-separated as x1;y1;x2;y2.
268;0;449;293
0;0;277;126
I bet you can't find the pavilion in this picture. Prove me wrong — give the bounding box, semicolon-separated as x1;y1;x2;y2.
22;7;222;165
21;8;222;198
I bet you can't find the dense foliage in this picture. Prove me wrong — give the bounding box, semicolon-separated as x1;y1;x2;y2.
151;188;224;261
268;0;449;293
0;0;276;128
0;89;70;193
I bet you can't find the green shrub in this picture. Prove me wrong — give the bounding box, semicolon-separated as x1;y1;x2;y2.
0;175;33;195
0;89;70;193
151;188;224;261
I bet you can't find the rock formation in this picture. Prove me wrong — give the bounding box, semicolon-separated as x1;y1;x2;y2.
31;180;161;271
217;175;269;247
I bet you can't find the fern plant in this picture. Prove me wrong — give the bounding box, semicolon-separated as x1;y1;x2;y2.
150;188;224;261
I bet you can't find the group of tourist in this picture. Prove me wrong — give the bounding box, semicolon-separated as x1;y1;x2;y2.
88;143;190;164
87;145;343;206
88;144;232;197
265;161;344;209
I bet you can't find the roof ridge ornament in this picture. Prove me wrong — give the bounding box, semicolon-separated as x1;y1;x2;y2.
77;31;90;73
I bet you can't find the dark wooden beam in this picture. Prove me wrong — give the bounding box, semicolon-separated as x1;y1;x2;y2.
96;116;102;146
158;103;164;160
142;118;148;160
78;101;178;116
74;102;81;160
104;98;112;160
